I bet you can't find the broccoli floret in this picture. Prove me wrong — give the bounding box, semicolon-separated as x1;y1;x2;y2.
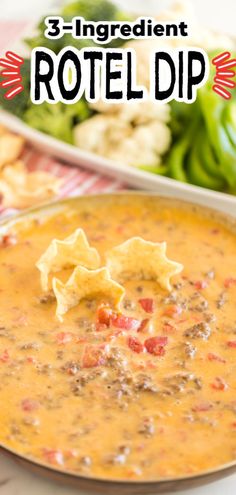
62;0;118;21
25;0;133;52
0;59;31;117
23;99;91;144
25;18;66;53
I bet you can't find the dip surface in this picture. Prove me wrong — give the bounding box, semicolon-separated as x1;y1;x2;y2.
0;194;236;480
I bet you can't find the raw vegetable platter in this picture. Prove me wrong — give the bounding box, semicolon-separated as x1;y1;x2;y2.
0;0;236;214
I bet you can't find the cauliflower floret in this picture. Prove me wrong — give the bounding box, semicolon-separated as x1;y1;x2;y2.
74;114;130;153
124;39;166;89
91;100;170;124
107;136;160;168
75;0;234;170
125;0;234;88
106;120;170;167
157;0;234;50
74;101;171;168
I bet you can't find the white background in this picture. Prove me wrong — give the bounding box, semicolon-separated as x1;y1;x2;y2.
0;0;235;494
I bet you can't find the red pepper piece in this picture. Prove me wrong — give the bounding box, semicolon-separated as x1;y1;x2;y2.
42;448;64;465
96;304;113;327
56;332;73;345
26;356;37;364
163;323;176;332
21;398;39;412
138;298;154;314
207;353;226;363
111;314;140;331
211;377;228;391
227;341;236;348
144;336;168;356
137;318;150;332
163;305;182;318
127;336;144;354
192;402;213;412
0;234;17;247
224;278;236;289
0;349;9;363
194;280;208;290
82;344;108;368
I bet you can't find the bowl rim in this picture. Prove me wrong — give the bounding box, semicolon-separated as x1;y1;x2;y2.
0;441;236;486
1;190;236;231
0;190;236;486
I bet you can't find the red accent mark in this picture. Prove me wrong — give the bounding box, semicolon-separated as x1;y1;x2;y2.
212;52;236;100
0;51;25;100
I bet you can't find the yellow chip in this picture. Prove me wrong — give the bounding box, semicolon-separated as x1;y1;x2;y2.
106;237;183;291
0;160;62;208
0;133;24;168
53;266;125;320
36;228;101;291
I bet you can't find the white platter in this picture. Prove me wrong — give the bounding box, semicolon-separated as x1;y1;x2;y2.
1;109;236;216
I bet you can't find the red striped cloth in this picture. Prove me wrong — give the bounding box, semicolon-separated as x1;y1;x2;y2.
0;20;126;219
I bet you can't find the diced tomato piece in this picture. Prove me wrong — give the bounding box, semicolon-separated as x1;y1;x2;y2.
0;234;17;247
138;298;154;314
43;448;64;465
64;449;78;459
96;304;113;327
56;332;73;345
163;323;176;332
231;422;236;428
0;349;9;363
21;398;39;412
194;280;208;290
210;377;228;391
82;344;109;368
75;337;88;344
227;341;236;348
96;323;109;332
127;336;144;354
137;318;150;332
207;353;226;363
116;225;125;234
192;402;213;412
106;329;123;341
211;229;219;235
144;336;168;356
163;305;182;318
90;234;106;242
111;314;140;331
191;315;202;323
224;278;236;289
26;356;37;364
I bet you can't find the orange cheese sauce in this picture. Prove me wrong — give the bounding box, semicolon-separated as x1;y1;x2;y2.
0;195;236;480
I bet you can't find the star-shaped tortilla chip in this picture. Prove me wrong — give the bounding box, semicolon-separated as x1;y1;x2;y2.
106;237;183;291
53;266;125;321
36;228;100;291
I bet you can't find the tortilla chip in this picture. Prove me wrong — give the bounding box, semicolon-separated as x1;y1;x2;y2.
0;161;62;209
0;133;24;168
0;125;7;137
106;237;183;291
53;266;125;321
36;228;101;291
